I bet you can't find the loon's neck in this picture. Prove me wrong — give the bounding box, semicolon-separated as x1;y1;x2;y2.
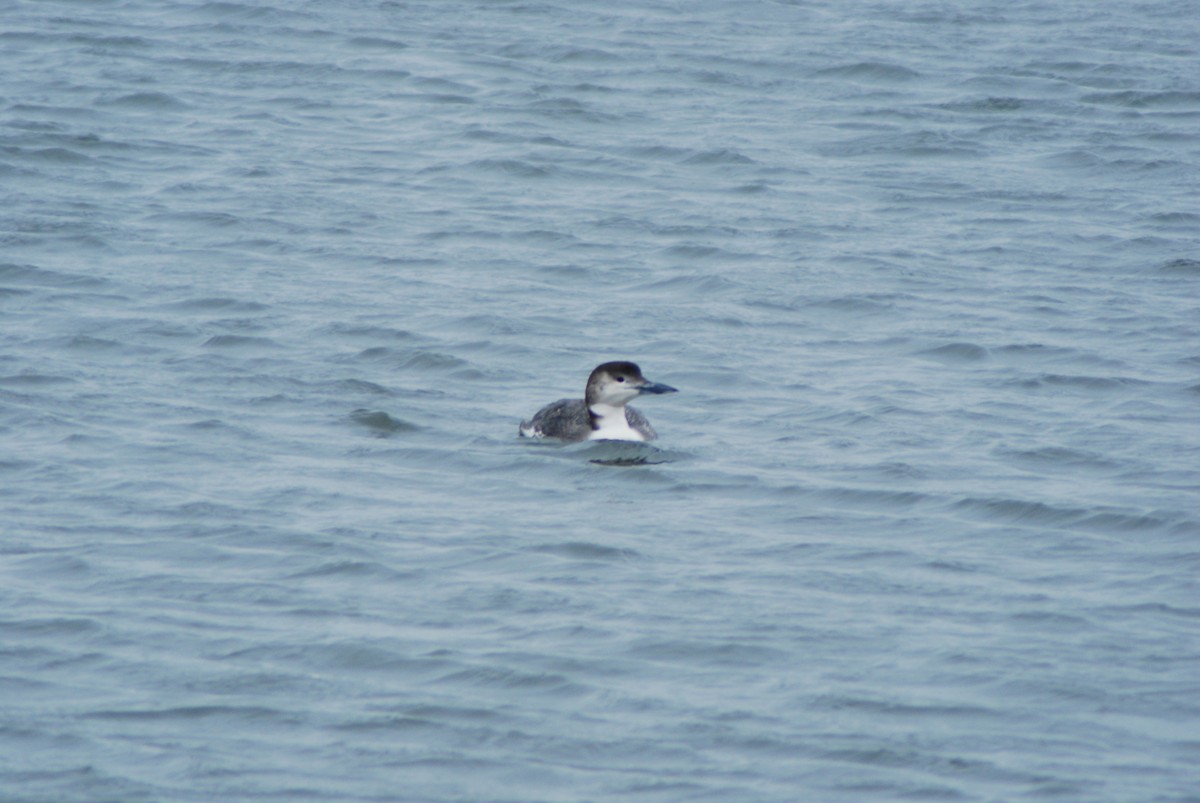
588;403;645;441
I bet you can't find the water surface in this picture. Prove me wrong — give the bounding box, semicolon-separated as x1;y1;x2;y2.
2;1;1198;800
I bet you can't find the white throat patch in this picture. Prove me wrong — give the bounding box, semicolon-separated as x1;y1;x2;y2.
587;403;645;441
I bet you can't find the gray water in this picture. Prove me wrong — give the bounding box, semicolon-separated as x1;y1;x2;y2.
3;1;1199;800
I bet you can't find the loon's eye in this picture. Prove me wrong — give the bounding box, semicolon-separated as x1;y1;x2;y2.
616;376;625;383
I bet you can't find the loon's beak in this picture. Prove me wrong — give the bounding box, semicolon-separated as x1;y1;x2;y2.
638;380;678;395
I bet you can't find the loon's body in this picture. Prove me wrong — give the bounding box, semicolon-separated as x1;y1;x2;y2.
519;361;677;442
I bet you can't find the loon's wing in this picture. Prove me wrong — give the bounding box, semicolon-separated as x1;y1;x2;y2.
625;405;658;441
520;398;591;441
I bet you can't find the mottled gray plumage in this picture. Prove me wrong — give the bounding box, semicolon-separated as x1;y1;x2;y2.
519;361;676;442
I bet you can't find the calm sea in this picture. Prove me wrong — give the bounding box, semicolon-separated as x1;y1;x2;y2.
2;1;1198;800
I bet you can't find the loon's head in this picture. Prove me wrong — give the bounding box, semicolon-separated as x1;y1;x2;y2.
585;361;678;409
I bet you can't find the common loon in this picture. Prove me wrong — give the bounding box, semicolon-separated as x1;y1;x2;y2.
519;361;677;442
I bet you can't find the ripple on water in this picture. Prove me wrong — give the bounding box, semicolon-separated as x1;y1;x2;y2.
158;297;272;314
527;541;641;562
0;617;102;638
435;665;588;696
202;334;282;350
915;342;990;362
353;347;468;372
0;373;77;387
0;263;109;288
1159;257;1200;274
997;445;1119;473
81;705;290;725
1004;373;1146;393
813;62;922;82
1080;90;1200;108
101;92;190;110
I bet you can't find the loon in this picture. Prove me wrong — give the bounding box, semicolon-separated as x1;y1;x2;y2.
519;361;677;442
